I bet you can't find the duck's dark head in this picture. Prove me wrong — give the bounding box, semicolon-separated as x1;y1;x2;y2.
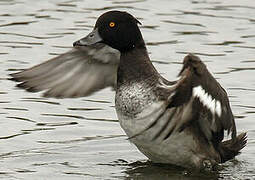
73;11;144;52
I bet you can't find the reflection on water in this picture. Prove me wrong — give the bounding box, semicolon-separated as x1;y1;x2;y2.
123;161;220;180
0;0;255;179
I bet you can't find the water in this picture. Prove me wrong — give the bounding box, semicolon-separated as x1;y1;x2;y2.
0;0;255;179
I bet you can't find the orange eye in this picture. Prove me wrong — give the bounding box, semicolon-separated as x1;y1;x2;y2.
109;22;115;27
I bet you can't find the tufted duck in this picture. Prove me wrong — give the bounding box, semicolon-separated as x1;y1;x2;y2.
10;11;247;170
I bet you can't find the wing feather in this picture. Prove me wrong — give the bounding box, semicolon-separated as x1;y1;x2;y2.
144;54;237;145
168;54;236;143
10;44;120;98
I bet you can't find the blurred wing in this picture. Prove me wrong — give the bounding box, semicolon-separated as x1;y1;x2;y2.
10;44;120;98
165;54;236;143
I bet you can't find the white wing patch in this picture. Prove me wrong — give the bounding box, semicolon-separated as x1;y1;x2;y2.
193;86;222;117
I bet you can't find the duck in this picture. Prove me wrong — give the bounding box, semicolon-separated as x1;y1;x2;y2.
10;10;247;170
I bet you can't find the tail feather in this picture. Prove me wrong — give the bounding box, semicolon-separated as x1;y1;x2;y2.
219;132;247;163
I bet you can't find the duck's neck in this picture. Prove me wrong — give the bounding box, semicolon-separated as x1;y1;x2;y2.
117;47;159;86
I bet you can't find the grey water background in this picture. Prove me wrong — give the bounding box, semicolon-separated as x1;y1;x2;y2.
0;0;255;179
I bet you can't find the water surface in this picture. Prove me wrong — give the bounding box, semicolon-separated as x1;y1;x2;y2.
0;0;255;179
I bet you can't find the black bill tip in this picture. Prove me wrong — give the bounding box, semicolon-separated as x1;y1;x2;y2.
73;40;81;47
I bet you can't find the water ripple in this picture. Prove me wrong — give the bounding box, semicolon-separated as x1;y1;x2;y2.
176;51;226;57
46;32;75;36
7;116;36;123
68;107;104;111
21;99;61;105
112;0;146;4
85;117;118;123
15;169;36;173
217;5;255;10
140;25;159;29
22;128;56;132
0;32;63;39
173;31;216;36
41;113;118;122
36;121;78;127
3;107;29;111
0;21;37;27
118;160;219;180
241;35;255;38
228;87;255;92
41;113;85;120
7;59;29;64
56;3;77;7
0;91;8;95
33;161;79;168
0;41;43;45
178;10;255;22
84;5;146;11
229;67;255;73
151;60;170;65
146;40;180;46
233;45;255;49
0;132;30;140
0;101;10;104
62;172;94;177
3;45;32;48
84;99;112;104
37;135;124;144
205;41;244;46
162;20;205;27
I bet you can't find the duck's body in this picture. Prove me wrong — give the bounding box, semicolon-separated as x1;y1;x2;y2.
114;47;207;169
114;44;243;170
10;10;247;170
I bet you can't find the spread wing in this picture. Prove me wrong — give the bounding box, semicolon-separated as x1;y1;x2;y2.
130;54;236;146
10;44;120;98
167;54;237;143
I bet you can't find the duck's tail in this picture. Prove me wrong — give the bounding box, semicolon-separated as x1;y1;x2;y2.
219;132;247;163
